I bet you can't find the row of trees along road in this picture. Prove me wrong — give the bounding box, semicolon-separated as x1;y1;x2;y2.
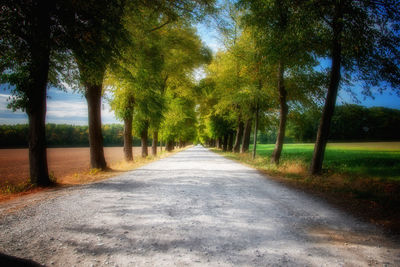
1;0;399;186
0;0;214;186
197;0;399;174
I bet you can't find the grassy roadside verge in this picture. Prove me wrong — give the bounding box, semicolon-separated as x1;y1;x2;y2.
212;143;400;234
0;146;189;202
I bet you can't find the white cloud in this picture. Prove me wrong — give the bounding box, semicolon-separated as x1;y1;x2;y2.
46;100;87;118
46;98;119;124
0;92;120;125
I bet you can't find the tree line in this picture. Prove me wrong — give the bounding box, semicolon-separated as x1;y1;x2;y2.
1;0;399;186
254;105;400;143
288;105;400;142
195;0;399;174
0;124;142;148
1;0;214;186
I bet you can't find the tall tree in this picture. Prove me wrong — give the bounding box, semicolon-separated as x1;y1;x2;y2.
62;0;215;168
310;0;400;174
59;0;127;169
0;0;58;185
106;75;135;161
239;0;320;164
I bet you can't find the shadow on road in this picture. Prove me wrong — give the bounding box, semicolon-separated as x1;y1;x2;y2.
0;252;44;267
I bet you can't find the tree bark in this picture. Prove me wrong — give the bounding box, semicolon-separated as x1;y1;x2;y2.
140;122;149;158
310;4;343;175
252;104;259;160
123;116;133;161
26;0;51;186
222;134;228;152
152;131;158;156
233;120;244;153
228;132;234;152
271;60;288;165
85;84;107;170
241;119;252;153
166;140;174;151
217;137;223;149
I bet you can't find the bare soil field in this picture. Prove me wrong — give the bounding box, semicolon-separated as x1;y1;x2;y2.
0;147;145;187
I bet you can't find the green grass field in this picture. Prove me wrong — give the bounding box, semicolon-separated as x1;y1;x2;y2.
250;142;400;181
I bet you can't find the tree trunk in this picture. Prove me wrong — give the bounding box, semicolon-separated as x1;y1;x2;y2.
123;116;133;161
166;140;174;151
228;132;234;152
26;0;51;186
152;131;158;156
310;5;343;175
233;120;244;153
241;119;252;153
217;137;223;149
271;60;288;165
85;84;107;170
140;123;149;158
252;104;259;160
222;134;228;151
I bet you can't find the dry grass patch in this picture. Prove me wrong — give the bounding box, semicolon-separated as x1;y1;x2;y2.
57;147;187;185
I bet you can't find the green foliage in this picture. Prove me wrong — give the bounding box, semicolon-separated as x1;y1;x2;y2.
0;124;142;148
287;105;400;142
160;95;197;143
59;0;128;88
310;0;400;96
0;0;69;111
107;10;210;143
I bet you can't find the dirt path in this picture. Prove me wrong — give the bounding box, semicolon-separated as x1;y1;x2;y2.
0;146;399;266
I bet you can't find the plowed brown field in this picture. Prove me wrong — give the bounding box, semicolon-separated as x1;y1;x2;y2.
0;147;143;186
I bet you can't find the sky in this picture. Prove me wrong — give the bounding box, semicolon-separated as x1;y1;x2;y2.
0;23;399;125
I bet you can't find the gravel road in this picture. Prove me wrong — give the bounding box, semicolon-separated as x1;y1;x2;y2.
0;145;399;266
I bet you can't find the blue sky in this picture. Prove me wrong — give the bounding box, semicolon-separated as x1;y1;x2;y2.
0;23;399;125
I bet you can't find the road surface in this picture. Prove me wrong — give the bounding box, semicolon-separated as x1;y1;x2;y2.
0;146;399;266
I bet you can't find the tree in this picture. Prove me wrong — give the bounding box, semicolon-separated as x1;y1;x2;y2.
107;1;213;157
0;0;58;185
239;0;321;164
58;0;127;169
107;76;135;161
310;0;400;174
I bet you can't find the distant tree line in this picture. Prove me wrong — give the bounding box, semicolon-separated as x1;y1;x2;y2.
254;105;400;144
0;124;144;148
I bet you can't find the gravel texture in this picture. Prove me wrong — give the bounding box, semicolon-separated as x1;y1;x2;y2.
0;145;399;266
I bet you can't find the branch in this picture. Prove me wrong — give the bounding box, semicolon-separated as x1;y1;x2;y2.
148;20;171;33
